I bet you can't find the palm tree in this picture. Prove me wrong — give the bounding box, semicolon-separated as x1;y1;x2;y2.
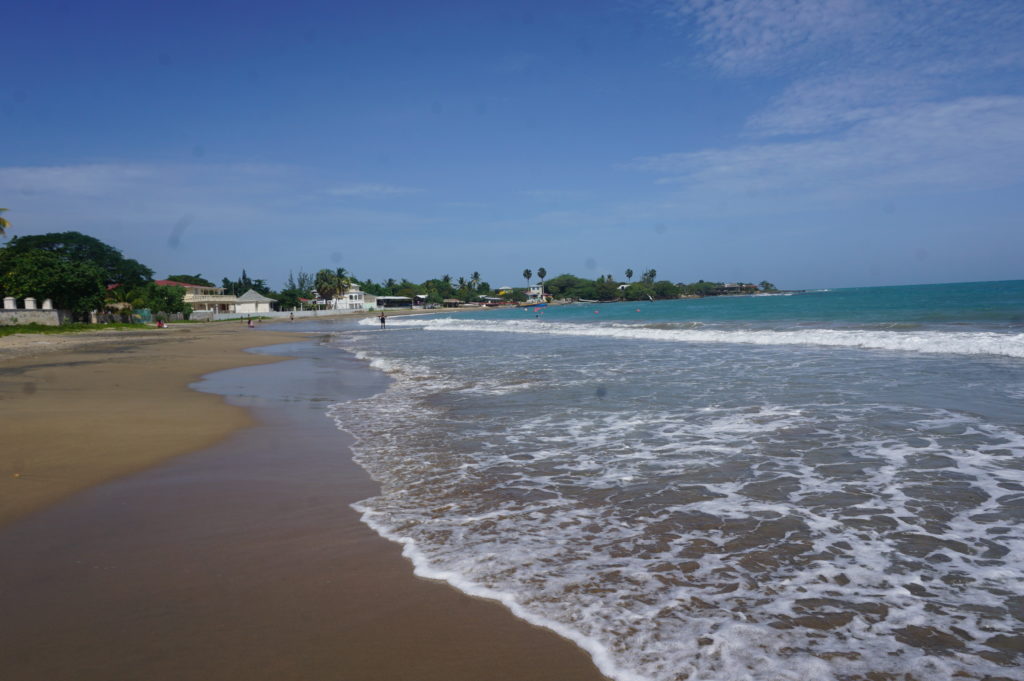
335;267;351;294
523;269;532;288
105;285;142;322
471;271;481;290
314;268;342;306
0;208;10;238
625;268;633;283
442;274;452;285
457;276;467;290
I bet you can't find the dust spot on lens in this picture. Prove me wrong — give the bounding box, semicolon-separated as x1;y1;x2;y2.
168;215;193;249
595;385;607;399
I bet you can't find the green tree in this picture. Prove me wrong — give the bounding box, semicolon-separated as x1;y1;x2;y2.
166;274;215;286
622;282;653;301
137;282;190;316
536;267;547;286
314;268;346;302
544;274;596;299
0;249;106;317
759;280;777;292
595;277;619;301
471;271;481;290
3;231;152;287
522;269;532;288
105;285;145;321
652;280;681;299
625;268;633;283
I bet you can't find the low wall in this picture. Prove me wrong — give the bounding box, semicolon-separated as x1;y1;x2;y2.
0;309;70;326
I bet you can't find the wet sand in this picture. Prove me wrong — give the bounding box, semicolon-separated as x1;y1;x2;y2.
0;328;607;680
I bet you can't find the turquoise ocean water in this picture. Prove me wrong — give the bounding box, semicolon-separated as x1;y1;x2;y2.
323;280;1023;681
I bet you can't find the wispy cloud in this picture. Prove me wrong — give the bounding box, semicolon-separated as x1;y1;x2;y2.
325;183;422;198
665;1;1024;77
634;96;1024;211
639;1;1024;215
0;164;158;197
664;0;877;75
0;162;438;243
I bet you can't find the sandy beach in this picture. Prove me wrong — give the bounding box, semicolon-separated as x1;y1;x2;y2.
0;320;607;680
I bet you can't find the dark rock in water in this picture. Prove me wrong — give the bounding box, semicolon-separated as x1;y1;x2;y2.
894;625;965;651
984;633;1024;654
1007;595;1024;622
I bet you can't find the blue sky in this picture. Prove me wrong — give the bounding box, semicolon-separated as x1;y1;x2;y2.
2;0;1022;290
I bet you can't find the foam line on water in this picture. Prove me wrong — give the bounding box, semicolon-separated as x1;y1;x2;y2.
350;500;651;681
358;317;1024;359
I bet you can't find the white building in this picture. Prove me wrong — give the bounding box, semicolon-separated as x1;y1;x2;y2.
235;289;276;314
341;284;380;310
156;280;237;313
312;284;379;311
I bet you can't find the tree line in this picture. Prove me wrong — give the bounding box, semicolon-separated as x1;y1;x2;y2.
0;230;779;322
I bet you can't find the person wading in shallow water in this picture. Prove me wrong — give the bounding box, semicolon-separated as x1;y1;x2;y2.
379;311;386;329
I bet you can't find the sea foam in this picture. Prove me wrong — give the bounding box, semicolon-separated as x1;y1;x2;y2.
359;317;1024;359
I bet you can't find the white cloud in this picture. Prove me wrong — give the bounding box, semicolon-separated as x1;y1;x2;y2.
634;96;1024;212
744;71;931;137
325;183;422;198
664;0;876;74
0;164;158;197
665;0;1024;76
637;0;1024;217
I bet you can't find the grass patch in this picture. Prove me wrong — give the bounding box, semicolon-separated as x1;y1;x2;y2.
0;322;148;337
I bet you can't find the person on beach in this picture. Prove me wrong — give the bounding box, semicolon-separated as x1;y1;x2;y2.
379;311;386;329
247;319;254;328
289;312;294;321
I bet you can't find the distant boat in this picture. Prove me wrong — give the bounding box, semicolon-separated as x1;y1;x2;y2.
517;301;548;308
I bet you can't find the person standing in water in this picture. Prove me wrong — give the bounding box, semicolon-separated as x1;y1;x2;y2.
379;311;386;329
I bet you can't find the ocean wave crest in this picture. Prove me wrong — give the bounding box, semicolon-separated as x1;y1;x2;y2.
364;317;1024;359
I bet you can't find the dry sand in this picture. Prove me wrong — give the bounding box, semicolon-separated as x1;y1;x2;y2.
0;321;609;681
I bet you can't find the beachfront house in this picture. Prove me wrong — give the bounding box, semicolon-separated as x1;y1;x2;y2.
155;280;238;313
308;284;379;311
234;289;276;315
342;284;366;310
525;284;545;303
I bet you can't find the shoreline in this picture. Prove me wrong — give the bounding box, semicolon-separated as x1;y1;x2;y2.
0;321;609;680
0;322;306;526
0;305;485;524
